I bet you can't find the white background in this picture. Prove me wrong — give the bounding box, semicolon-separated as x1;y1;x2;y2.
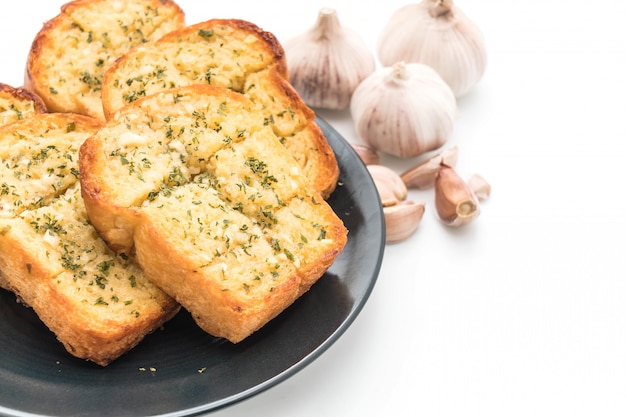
2;1;626;416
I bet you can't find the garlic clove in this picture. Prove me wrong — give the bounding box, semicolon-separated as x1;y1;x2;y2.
350;61;457;158
350;142;380;165
377;0;487;98
367;164;408;207
383;200;426;243
434;164;479;227
467;173;491;201
400;146;459;188
284;8;376;110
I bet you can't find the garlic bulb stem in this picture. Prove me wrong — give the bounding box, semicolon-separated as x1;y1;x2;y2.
311;8;340;40
387;62;411;84
428;0;453;17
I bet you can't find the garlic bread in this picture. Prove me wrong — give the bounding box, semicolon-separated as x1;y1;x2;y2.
0;113;180;366
101;19;339;198
80;85;347;343
24;0;185;120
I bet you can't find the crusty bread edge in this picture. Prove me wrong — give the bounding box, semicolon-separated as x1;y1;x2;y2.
261;66;340;198
0;82;47;114
0;217;181;367
79;135;144;254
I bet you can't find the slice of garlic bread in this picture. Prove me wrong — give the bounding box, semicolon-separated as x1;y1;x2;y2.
24;0;185;120
80;85;347;343
101;19;339;198
0;113;179;366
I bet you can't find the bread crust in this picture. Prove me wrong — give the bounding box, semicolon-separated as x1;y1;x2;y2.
24;0;185;119
0;113;180;366
0;83;46;127
101;18;339;197
80;84;347;343
0;227;180;366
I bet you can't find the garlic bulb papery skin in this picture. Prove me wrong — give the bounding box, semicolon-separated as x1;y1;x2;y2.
283;8;376;110
377;0;487;98
350;61;457;158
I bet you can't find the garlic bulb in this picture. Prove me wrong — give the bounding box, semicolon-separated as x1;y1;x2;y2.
350;61;456;158
284;8;375;110
377;0;487;97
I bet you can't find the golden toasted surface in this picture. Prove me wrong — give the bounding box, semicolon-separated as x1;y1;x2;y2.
0;113;101;217
101;19;339;197
0;113;179;366
24;0;185;120
0;83;46;127
80;85;347;342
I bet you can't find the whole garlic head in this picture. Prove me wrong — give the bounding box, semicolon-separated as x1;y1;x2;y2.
284;8;376;110
350;61;457;158
377;0;487;98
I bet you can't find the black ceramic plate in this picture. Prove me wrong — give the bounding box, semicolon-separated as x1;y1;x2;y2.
0;118;385;417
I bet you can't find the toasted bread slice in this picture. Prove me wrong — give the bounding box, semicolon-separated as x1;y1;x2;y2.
0;83;46;127
0;113;179;366
101;19;339;198
80;85;347;343
24;0;185;120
